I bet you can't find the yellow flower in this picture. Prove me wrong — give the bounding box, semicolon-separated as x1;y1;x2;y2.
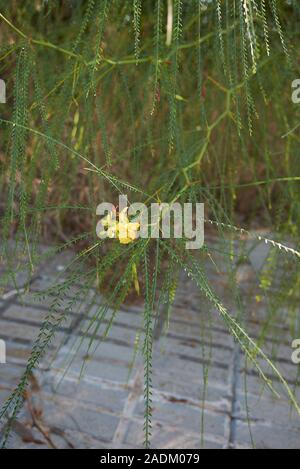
98;207;140;244
97;210;117;239
101;212;114;228
118;208;140;244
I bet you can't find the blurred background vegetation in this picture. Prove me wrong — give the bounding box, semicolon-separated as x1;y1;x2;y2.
0;0;299;242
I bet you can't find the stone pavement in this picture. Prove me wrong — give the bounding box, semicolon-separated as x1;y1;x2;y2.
0;240;300;449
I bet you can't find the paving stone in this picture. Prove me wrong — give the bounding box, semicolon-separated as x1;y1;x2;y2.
166;316;233;348
1;243;300;449
78;320;141;346
0;271;31;294
236;392;300;428
36;394;120;441
0;319;42;342
135;397;230;438
248;242;271;271
51;344;135;384
43;376;129;414
152;353;231;393
0;386;13;402
35;251;75;277
0;362;31;390
124;420;226;449
237;370;300;402
0;318;65;347
4;341;31;364
53;429;124;449
7;432;50;450
3;304;75;330
17;292;85;313
160;335;233;365
234;420;300;449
